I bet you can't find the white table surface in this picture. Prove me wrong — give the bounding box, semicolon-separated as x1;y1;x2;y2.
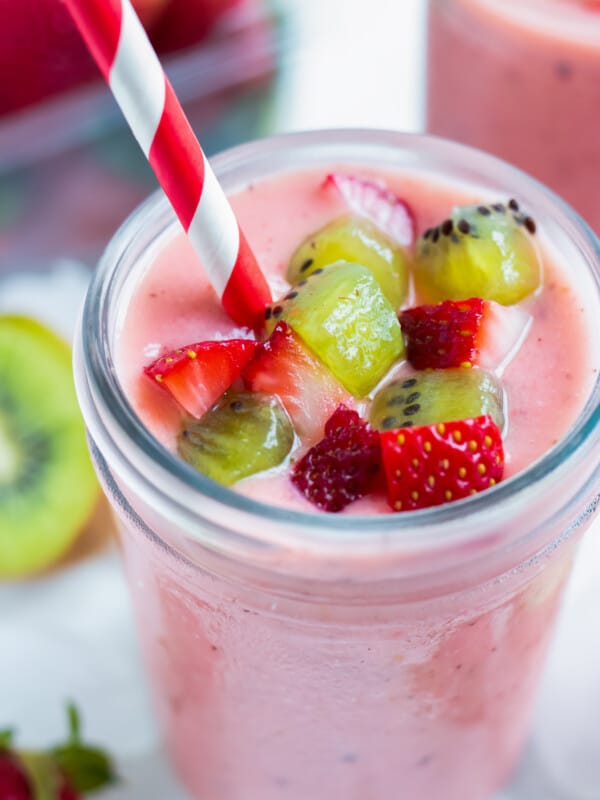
1;2;599;798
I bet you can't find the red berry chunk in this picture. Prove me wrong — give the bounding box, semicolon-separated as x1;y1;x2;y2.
292;405;381;512
381;415;504;512
400;298;485;369
243;322;350;442
59;781;80;800
145;339;259;419
324;173;416;246
0;753;31;800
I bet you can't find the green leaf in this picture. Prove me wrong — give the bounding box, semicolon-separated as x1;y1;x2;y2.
0;729;13;750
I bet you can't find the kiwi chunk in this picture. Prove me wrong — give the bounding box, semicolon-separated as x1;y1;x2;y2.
271;261;405;398
287;214;409;308
415;202;541;305
177;392;294;486
0;316;99;578
370;368;505;431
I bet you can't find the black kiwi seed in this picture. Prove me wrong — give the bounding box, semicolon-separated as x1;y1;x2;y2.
285;291;299;300
230;400;244;412
491;203;505;213
401;378;417;389
381;416;398;430
264;307;272;320
457;219;471;234
312;268;324;275
406;391;421;403
508;198;520;211
403;403;421;416
423;228;433;240
300;258;314;273
432;228;440;243
524;216;537;235
441;219;453;236
272;305;283;317
477;205;491;216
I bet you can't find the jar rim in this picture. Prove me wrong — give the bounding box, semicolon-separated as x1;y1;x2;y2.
76;128;600;561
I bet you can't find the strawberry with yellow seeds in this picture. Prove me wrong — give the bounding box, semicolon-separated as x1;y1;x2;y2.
144;339;259;419
380;415;504;512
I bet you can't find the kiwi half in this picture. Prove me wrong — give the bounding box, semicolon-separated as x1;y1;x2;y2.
0;316;99;578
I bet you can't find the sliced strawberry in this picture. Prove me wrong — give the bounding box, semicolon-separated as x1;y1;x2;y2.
324;173;416;247
242;321;350;442
400;298;485;369
381;415;504;512
145;339;259;419
291;405;381;512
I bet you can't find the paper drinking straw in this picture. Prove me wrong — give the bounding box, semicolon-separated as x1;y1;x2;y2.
63;0;272;331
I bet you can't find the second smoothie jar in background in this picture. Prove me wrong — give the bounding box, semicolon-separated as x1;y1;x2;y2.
426;0;600;232
74;131;600;800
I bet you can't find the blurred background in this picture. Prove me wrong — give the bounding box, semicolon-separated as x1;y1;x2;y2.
0;1;598;798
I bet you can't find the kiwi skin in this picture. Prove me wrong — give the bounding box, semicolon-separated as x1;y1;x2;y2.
0;316;99;579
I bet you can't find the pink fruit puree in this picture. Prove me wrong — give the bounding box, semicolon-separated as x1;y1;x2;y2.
109;164;597;800
427;0;600;232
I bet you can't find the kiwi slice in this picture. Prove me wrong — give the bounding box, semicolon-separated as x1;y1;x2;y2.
0;316;99;578
269;261;405;398
287;214;409;308
414;201;541;305
177;392;294;486
370;368;505;431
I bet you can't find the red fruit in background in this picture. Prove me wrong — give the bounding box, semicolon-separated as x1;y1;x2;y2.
58;781;80;800
242;321;350;443
292;405;381;512
0;752;31;800
324;173;416;247
152;0;242;53
399;298;485;370
381;415;504;512
145;338;259;418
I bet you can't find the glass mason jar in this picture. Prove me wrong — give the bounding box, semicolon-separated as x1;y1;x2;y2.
426;0;600;233
74;130;600;800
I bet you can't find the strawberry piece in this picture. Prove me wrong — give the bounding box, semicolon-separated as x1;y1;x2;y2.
291;405;381;512
324;173;416;246
0;752;31;800
242;322;350;442
381;415;504;512
400;298;485;369
145;339;259;419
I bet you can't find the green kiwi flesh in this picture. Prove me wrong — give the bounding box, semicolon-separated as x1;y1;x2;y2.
0;316;99;578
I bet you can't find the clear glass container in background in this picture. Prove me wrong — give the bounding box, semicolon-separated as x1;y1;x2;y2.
0;0;283;274
75;129;600;800
426;0;600;233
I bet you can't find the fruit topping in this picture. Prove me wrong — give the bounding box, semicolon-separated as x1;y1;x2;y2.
291;405;381;511
178;392;294;486
415;201;541;305
324;173;416;247
287;214;409;308
400;298;485;369
267;261;405;397
381;415;504;511
370;368;505;432
0;316;99;579
145;339;259;419
242;321;350;443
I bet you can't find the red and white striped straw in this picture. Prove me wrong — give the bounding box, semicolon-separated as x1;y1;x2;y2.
63;0;272;331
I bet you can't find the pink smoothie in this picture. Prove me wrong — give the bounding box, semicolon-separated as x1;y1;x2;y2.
427;0;600;232
109;163;597;800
